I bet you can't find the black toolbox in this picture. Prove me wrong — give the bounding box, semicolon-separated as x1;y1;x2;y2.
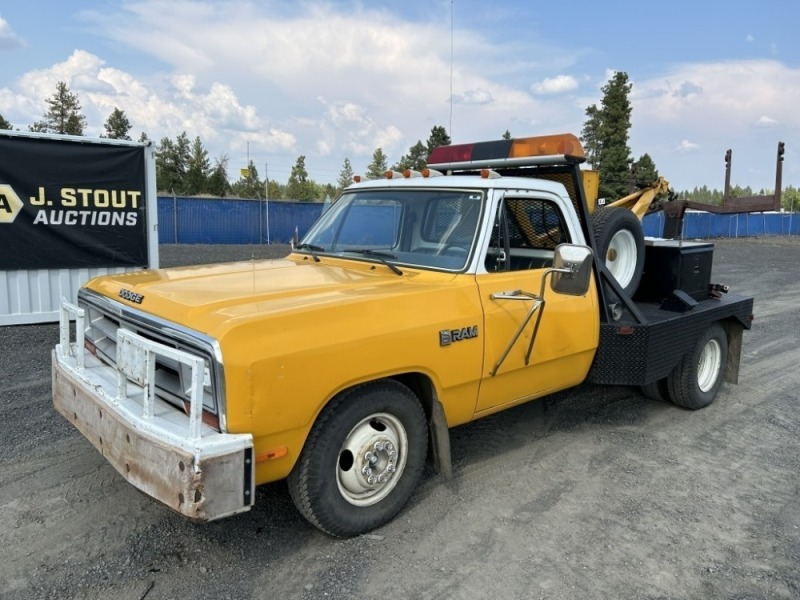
635;239;714;302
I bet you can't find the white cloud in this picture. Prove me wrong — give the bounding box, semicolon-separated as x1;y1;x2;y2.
531;75;579;95
452;89;494;105
0;48;295;154
754;115;778;128
0;16;24;49
746;34;754;42
676;140;700;152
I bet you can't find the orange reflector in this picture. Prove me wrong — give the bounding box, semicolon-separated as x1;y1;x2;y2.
256;447;289;463
353;175;362;183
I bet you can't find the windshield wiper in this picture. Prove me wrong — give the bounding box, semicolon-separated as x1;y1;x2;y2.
295;243;324;262
342;249;403;276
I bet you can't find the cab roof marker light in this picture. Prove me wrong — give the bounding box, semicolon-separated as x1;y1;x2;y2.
384;170;404;179
403;169;423;178
421;168;444;178
353;175;362;183
480;169;501;179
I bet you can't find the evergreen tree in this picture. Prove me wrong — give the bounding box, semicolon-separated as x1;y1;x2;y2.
103;107;132;140
394;141;428;171
28;121;48;132
41;81;87;135
502;130;512;140
0;113;11;129
782;186;799;212
632;153;659;188
286;155;316;200
207;154;230;197
365;148;388;179
595;72;633;200
138;131;149;143
580;104;602;169
425;125;451;155
155;133;191;193
337;157;354;192
185;137;211;194
231;160;261;198
266;179;283;200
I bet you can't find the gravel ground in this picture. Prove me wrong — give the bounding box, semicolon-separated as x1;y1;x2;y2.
1;237;799;600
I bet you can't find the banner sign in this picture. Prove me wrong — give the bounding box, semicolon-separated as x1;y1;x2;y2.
0;135;148;270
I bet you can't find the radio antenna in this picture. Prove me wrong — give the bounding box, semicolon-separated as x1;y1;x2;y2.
449;0;454;137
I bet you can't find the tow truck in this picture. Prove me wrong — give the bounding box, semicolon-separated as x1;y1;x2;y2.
53;133;753;537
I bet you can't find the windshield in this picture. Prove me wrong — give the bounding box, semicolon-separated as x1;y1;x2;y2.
299;188;484;271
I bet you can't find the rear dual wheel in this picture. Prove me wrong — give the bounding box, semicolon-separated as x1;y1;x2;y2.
641;323;729;410
667;323;728;409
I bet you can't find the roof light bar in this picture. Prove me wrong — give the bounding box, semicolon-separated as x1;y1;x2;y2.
427;133;585;170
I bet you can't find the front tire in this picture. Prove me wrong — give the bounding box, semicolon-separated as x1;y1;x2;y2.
667;323;728;410
288;380;428;537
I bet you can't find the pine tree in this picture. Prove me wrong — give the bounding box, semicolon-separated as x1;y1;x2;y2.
580;104;602;169
185;137;211;194
42;81;87;135
595;72;633;200
207;154;230;197
103;107;132;140
365;148;388;179
502;130;512;140
632;153;659;188
337;157;354;192
231;160;261;198
286;155;316;200
155;133;191;193
0;113;11;129
394;141;428;171
425;125;451;155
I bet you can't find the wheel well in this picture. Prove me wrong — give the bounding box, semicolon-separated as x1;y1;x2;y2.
389;373;452;477
389;373;435;420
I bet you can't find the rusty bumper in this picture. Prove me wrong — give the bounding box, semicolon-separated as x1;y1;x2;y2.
52;347;254;521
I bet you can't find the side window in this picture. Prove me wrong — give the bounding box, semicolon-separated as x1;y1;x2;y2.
485;197;569;272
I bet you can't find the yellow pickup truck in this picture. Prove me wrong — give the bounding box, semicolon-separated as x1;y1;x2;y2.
52;133;753;537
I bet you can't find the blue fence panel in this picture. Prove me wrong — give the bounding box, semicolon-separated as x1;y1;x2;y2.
643;210;798;240
157;197;325;245
265;201;324;244
157;197;176;244
158;196;797;245
179;197;260;244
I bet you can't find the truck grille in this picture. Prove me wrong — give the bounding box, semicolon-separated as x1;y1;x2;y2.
78;288;226;431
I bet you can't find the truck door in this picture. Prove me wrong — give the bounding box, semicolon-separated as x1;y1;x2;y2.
475;193;599;414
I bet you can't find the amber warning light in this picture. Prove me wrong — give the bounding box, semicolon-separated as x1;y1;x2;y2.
427;133;585;170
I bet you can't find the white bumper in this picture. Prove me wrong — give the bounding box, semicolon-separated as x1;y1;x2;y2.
52;300;254;521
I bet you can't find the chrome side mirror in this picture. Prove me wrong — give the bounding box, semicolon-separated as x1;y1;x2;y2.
550;244;593;296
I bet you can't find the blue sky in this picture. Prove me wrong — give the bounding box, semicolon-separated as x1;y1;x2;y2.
1;0;798;193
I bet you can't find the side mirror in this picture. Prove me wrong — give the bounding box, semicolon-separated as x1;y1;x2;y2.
550;244;593;296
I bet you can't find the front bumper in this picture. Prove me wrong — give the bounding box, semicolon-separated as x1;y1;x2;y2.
52;300;254;521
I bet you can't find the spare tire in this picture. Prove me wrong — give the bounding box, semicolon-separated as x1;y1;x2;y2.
592;206;645;296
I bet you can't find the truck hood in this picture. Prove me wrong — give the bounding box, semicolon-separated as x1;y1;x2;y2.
86;257;458;337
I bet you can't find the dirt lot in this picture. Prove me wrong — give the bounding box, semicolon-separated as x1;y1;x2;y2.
1;237;799;600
